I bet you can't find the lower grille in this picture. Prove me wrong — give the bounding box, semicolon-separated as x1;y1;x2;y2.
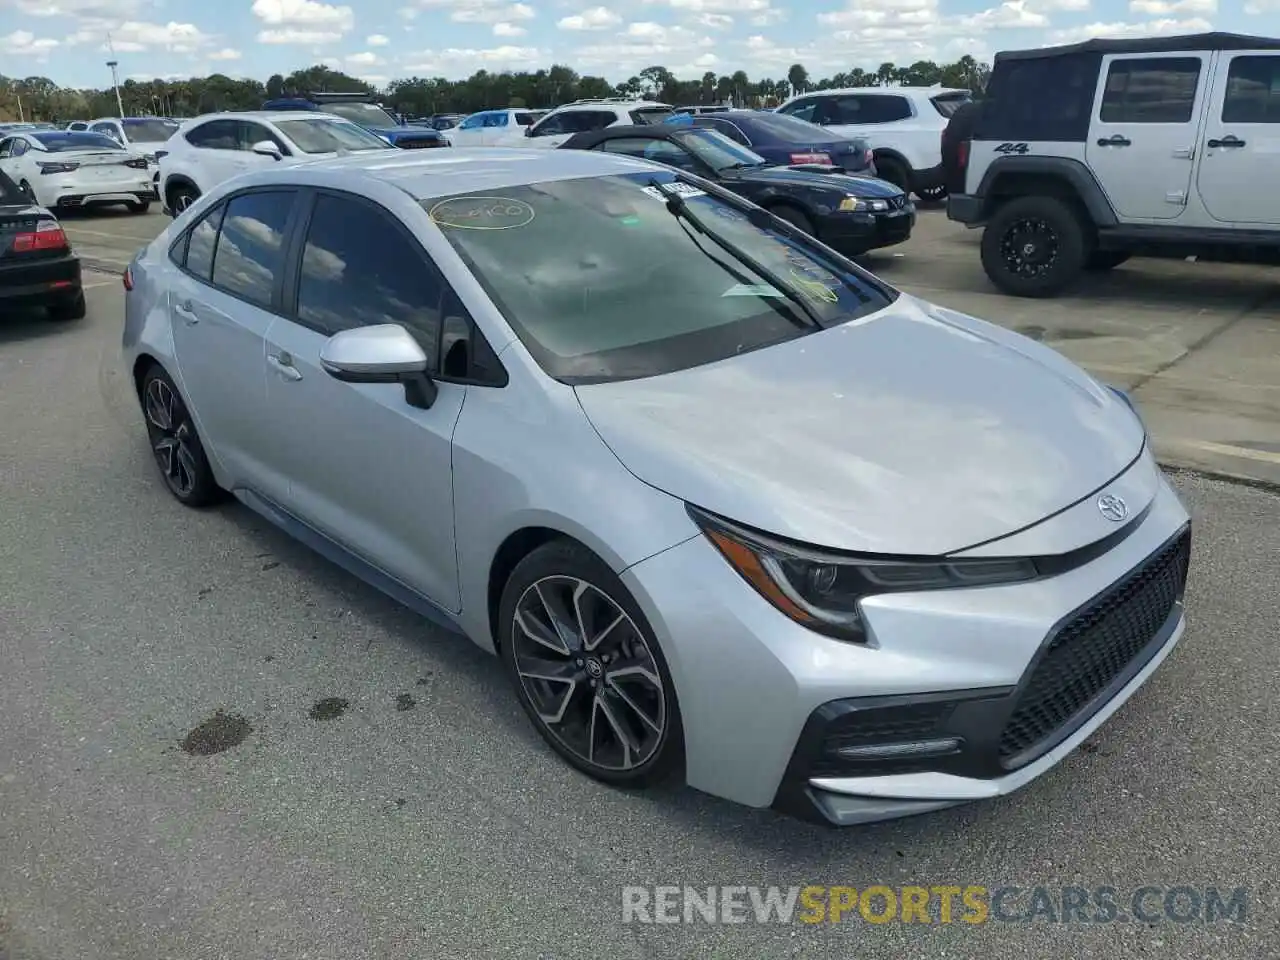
998;529;1191;767
397;139;444;149
809;700;958;777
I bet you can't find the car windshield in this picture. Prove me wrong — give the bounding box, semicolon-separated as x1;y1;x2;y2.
31;132;124;152
325;102;398;127
931;93;972;118
733;112;834;143
631;107;676;124
275;117;392;153
122;118;179;142
426;172;895;383
672;129;768;169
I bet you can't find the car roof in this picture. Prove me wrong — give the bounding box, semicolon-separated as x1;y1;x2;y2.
780;87;968;106
995;30;1280;62
180;111;343;125
550;100;671;113
232;147;662;200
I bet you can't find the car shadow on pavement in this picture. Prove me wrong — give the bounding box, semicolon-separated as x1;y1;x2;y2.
0;311;82;344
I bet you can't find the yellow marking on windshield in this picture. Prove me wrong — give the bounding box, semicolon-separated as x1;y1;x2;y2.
428;196;535;230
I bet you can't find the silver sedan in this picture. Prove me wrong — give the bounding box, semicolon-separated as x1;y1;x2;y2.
122;148;1192;825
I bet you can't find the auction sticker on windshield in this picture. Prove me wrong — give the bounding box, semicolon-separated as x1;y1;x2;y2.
642;183;705;201
429;196;536;230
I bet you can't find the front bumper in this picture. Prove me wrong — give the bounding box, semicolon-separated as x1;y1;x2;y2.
621;465;1191;824
820;200;916;255
0;254;82;308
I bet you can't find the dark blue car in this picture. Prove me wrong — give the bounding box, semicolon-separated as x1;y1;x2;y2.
260;92;447;149
691;111;875;175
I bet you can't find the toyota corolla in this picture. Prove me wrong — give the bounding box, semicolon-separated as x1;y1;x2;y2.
121;148;1191;825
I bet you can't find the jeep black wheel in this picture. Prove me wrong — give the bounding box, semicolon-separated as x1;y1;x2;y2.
1085;250;1131;271
916;184;948;203
981;195;1087;298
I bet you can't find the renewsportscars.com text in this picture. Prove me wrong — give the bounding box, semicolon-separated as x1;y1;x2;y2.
621;885;1248;925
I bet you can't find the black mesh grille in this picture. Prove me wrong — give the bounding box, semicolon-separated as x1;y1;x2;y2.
888;195;909;210
999;530;1191;766
398;139;443;149
810;700;956;776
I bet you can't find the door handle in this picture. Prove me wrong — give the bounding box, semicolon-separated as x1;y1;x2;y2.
173;299;197;324
267;351;303;381
1207;135;1246;149
1096;135;1131;147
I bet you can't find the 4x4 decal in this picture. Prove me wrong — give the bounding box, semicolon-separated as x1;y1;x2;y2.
993;142;1031;155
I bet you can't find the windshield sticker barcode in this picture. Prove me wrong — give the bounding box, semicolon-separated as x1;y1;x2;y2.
642;183;706;200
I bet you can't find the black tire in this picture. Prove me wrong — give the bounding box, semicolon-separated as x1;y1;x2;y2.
138;364;224;507
980;195;1088;298
167;183;200;214
498;539;684;789
126;199;151;214
770;204;816;236
873;155;909;193
47;291;86;321
1085;250;1131;271
916;184;948;203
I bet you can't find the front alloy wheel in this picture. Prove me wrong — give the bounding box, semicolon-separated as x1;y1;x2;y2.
512;575;666;772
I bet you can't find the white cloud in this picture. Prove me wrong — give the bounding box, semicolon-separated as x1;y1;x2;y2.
257;28;345;43
346;50;384;65
0;30;59;55
625;20;667;36
958;0;1049;28
65;20;213;53
493;21;528;35
556;6;622;29
696;12;733;27
1047;15;1212;42
12;0;146;16
1028;0;1089;8
1244;0;1278;10
1129;0;1214;12
401;0;536;24
367;33;391;44
207;47;242;60
251;0;354;29
401;45;544;73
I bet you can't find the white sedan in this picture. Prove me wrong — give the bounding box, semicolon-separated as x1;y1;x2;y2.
157;111;396;214
0;130;153;213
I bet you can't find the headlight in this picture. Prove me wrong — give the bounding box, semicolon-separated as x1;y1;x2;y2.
688;506;1038;643
837;196;861;212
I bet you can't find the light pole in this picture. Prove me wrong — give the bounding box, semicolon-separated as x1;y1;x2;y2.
106;32;125;118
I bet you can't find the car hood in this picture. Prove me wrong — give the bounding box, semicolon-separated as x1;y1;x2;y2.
574;295;1145;555
381;127;439;138
729;164;902;197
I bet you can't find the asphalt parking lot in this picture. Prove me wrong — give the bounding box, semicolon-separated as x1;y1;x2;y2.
1;208;1278;959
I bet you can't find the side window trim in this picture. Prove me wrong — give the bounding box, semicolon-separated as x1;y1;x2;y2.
171;200;226;282
282;186;507;386
1098;55;1203;124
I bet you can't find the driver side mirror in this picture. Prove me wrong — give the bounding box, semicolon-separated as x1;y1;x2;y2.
319;324;438;409
524;126;534;137
251;140;282;161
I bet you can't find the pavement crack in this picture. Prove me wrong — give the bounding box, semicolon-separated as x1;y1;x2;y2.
1128;282;1280;392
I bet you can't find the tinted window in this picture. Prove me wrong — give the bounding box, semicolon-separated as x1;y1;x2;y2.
828;95;912;124
238;121;288;153
978;52;1100;142
731;112;828;144
31;132;123;152
274;118;390;153
515;112;535;126
931;93;972;118
1222;55;1280;124
600;137;703;173
426;173;893;383
1100;57;1201;123
779;98;820;122
185;120;239;150
89;122;117;135
694;117;751;145
530;113;569;136
210;191;295;308
184;203;226;281
295;194;442;361
630;107;676;124
325;102;399;128
122;118;179;143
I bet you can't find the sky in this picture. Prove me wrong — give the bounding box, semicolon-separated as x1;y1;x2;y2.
0;0;1274;89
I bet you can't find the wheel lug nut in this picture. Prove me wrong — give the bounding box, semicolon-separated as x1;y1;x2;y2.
589;679;597;688
575;658;583;666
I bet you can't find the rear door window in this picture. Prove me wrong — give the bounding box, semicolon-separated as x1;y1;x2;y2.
1222;55;1280;123
1100;57;1202;123
930;93;972;118
210;190;296;309
185;119;239;150
182;203;226;281
829;95;913;124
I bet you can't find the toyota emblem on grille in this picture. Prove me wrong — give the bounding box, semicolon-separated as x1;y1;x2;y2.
1097;494;1128;522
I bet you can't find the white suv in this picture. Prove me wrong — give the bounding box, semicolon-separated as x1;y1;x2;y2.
775;87;971;201
158;111;394;214
948;32;1280;297
523;99;676;148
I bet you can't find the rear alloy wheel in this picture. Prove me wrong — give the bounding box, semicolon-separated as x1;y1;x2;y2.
169;184;199;214
500;541;682;788
980;195;1087;298
140;365;223;507
126;199;151;215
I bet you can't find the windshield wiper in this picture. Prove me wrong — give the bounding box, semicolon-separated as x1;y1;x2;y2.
720;161;766;170
649;177;823;329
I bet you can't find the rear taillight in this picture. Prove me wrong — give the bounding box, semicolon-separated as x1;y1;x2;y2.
958;140;969;169
789;151;831;165
154;150;168;161
124;157;148;169
123;266;134;292
38;161;80;175
13;220;68;252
